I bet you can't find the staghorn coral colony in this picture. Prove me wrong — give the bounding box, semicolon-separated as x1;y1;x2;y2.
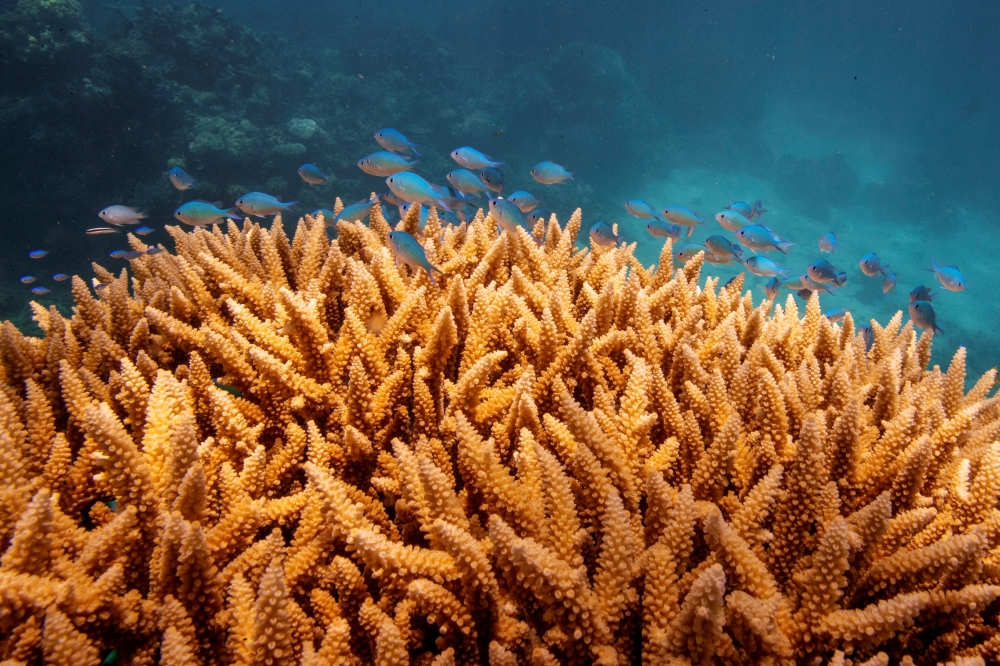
0;203;999;666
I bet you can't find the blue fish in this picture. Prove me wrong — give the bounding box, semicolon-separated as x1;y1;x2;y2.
724;200;755;219
664;206;708;237
334;197;379;225
234;192;298;217
589;222;621;247
168;166;196;191
175;201;242;227
398;203;429;228
358;151;420;177
705;235;743;261
298;164;329;185
374;128;422;157
52;274;70;281
744;256;791;278
765;277;779;300
909;300;943;334
386;173;452;209
858;325;874;351
445;169;490;197
109;250;128;259
675;243;705;263
715;210;749;232
145;247;164;255
99;205;146;225
479;168;504;194
451;147;503;170
818;231;841;253
456;204;478;224
646;220;681;240
824;308;850;324
737;225;794;254
801;273;839;294
506;191;540;213
859;253;889;277
882;270;898;293
31;287;50;295
626;199;666;222
526;208;550;225
807;260;848;286
379;190;407;206
134;226;155;236
530;161;573;185
387;231;442;285
28;250;48;259
909;285;937;302
19;276;35;284
928;260;966;292
310;209;336;223
124;251;145;259
488;198;540;242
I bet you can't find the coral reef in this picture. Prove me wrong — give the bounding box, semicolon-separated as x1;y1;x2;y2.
0;203;998;664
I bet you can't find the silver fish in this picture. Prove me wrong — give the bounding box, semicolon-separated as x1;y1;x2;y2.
882;270;898;293
928;260;966;292
530;161;573;184
859;252;889;277
589;221;621;248
374;128;422;157
818;231;841;253
909;300;943;334
909;285;937;302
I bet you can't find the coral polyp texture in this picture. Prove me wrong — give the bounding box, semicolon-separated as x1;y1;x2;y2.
1;201;999;666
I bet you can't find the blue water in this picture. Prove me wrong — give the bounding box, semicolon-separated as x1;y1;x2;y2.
2;0;998;380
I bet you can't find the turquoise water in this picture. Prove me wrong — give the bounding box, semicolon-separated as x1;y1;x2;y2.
1;0;996;379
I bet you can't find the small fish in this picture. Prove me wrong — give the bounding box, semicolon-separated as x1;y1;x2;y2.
818;231;841;253
530;161;573;184
335;197;379;225
428;183;471;210
928;260;966;292
99;205;146;225
441;211;461;226
796;288;814;300
310;209;336;223
909;300;943;334
168;166;196;190
479;167;504;194
752;199;767;218
380;190;407;206
19;276;35;284
859;253;889;277
212;378;244;398
145;247;164;255
374;128;421;157
526;208;550;225
28;250;48;259
744;256;790;277
451;147;503;170
175;201;242;227
802;273;839;294
93;282;108;292
589;221;622;247
488;198;539;241
446;169;490;196
646;220;681;240
724;200;754;219
736;225;794;254
124;251;144;259
109;250;129;259
493;129;503;136
626;199;666;222
86;227;118;235
858;325;874;351
663;206;707;237
705;235;743;261
298;163;329;185
386;173;452;209
387;231;443;285
31;287;50;295
782;275;810;291
100;646;120;666
824;308;849;324
882;270;898;293
234;192;298;217
909;285;938;302
358;151;420;177
765;277;780;300
52;274;69;281
807;259;848;286
724;276;741;290
134;226;155;236
506;191;540;213
674;243;705;263
704;252;739;265
715;210;750;232
398;203;429;228
456;204;478;224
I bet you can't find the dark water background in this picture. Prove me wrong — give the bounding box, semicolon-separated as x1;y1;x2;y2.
1;0;997;379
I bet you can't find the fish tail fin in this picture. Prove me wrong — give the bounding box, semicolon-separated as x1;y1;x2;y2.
225;208;243;220
435;199;451;210
778;269;793;278
776;241;795;254
407;157;422;167
934;325;944;335
284;201;300;210
725;199;733;210
409;144;422;158
568;172;574;180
